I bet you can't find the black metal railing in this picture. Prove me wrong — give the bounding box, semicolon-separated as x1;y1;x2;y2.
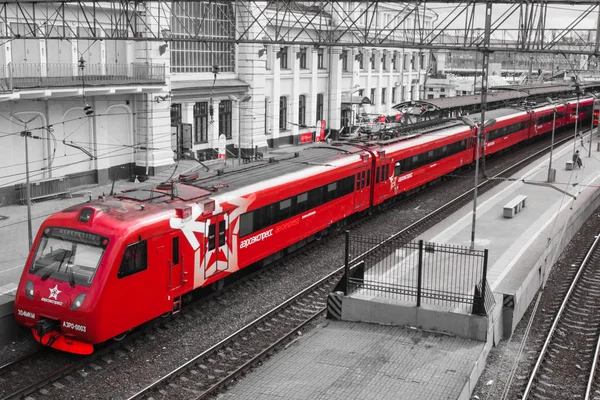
344;232;493;315
0;62;165;91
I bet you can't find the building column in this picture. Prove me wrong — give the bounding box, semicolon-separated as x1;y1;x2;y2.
291;45;300;138
271;45;281;148
365;49;373;113
132;2;172;173
209;99;220;152
329;46;343;130
310;47;319;129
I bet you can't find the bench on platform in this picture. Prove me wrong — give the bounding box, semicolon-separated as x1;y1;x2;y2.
503;195;527;218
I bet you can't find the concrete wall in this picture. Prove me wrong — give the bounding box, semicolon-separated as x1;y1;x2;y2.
342;293;489;341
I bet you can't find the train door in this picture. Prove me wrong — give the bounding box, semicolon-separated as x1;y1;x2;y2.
168;233;183;291
203;213;229;279
354;168;369;209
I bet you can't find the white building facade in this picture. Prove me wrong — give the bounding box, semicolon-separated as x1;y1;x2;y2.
0;2;435;205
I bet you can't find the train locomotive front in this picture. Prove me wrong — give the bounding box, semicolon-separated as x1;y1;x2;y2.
13;201;160;355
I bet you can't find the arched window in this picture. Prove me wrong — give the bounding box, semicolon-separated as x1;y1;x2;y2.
279;96;287;130
299;95;306;126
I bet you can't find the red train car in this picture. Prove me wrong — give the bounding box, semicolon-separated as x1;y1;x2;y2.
368;121;475;206
14;93;593;354
14;144;372;354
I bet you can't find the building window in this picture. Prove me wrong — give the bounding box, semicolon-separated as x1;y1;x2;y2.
358;89;364;97
317;48;324;69
391;87;396;103
342;50;348;71
381;88;386;104
392;55;397;70
359;53;364;70
194;102;208;143
429;88;433;91
219;100;232;139
299;48;307;69
171;103;182;126
370;88;376;105
428;94;434;99
440;88;445;93
382;53;387;71
170;2;234;73
440;95;445;98
371;54;376;70
279;96;288;130
299;95;306;126
316;93;324;122
279;47;288;69
404;54;409;70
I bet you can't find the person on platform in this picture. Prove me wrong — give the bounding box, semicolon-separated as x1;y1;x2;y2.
573;150;583;169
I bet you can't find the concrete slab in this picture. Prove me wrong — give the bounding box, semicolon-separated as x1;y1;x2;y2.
219;321;484;400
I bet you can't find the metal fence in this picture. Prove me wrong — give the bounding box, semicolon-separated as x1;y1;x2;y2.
344;232;493;315
0;62;165;91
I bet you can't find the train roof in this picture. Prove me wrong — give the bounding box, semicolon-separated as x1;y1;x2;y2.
114;143;366;204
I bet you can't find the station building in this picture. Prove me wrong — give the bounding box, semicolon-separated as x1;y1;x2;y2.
0;1;435;205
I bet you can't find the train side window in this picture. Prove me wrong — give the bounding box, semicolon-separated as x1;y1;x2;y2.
118;240;148;279
208;224;216;250
394;161;402;176
376;167;380;183
172;237;179;265
361;171;366;188
240;212;254;237
279;198;291;220
412;155;419;169
327;182;337;201
366;169;370;186
297;192;308;213
308;187;321;208
218;220;226;247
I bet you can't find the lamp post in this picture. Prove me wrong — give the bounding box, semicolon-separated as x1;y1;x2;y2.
461;116;496;250
546;97;557;183
12;114;38;249
589;94;598;158
573;85;582;154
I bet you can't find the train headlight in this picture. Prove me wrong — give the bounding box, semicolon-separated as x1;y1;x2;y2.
70;293;87;311
25;280;34;300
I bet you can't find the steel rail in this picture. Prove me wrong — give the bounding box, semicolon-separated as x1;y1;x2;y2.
521;232;600;400
0;349;42;375
585;311;600;400
192;308;326;400
127;269;342;400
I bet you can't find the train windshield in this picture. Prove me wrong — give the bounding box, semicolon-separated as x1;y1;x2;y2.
29;227;109;287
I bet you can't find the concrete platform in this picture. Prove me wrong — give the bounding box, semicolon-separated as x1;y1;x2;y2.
217;133;600;399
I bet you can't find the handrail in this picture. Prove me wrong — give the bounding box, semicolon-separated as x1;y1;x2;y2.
0;62;165;91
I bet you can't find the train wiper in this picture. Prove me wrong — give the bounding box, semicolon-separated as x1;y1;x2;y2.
40;266;55;281
67;265;75;288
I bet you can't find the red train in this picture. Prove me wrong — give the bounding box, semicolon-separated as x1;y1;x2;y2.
14;95;594;354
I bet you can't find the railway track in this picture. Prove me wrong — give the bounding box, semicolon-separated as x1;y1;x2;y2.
521;233;600;400
126;130;584;400
128;271;342;400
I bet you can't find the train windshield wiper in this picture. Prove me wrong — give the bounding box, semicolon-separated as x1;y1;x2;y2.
67;265;76;288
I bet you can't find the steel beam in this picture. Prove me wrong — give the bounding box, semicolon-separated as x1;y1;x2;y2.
0;1;597;56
